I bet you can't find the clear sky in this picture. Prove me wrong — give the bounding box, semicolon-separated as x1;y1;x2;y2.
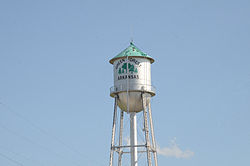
0;0;250;166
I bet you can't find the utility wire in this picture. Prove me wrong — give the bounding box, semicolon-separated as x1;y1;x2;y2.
0;120;82;166
0;100;106;166
0;101;81;154
0;122;71;165
0;145;46;166
0;152;24;166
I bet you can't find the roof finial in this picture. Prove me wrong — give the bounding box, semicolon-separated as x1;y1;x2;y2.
130;38;134;45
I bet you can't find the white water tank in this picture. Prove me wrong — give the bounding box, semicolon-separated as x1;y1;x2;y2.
110;42;155;112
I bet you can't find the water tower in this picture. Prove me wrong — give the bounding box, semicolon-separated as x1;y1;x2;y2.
109;42;158;166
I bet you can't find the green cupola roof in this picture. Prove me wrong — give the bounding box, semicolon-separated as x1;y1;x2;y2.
109;42;154;64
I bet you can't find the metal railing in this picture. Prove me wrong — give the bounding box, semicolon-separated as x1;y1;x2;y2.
110;84;156;96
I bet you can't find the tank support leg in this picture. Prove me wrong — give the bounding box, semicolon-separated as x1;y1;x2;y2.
109;96;118;166
142;93;152;166
148;102;158;166
118;110;124;166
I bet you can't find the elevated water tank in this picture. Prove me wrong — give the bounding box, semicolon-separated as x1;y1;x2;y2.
110;42;155;112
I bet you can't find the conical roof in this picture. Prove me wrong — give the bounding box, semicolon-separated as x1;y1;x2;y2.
109;42;154;64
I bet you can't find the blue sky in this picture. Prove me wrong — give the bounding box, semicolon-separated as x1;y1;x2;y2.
0;0;250;165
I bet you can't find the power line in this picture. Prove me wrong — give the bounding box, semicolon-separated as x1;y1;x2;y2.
0;100;106;166
0;121;82;166
1;101;82;155
0;145;46;166
0;152;24;166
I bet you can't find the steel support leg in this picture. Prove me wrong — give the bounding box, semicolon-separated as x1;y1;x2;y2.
142;93;152;166
109;96;118;166
148;102;158;166
118;110;124;166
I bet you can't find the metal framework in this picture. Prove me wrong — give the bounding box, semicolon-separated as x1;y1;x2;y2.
109;93;158;166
